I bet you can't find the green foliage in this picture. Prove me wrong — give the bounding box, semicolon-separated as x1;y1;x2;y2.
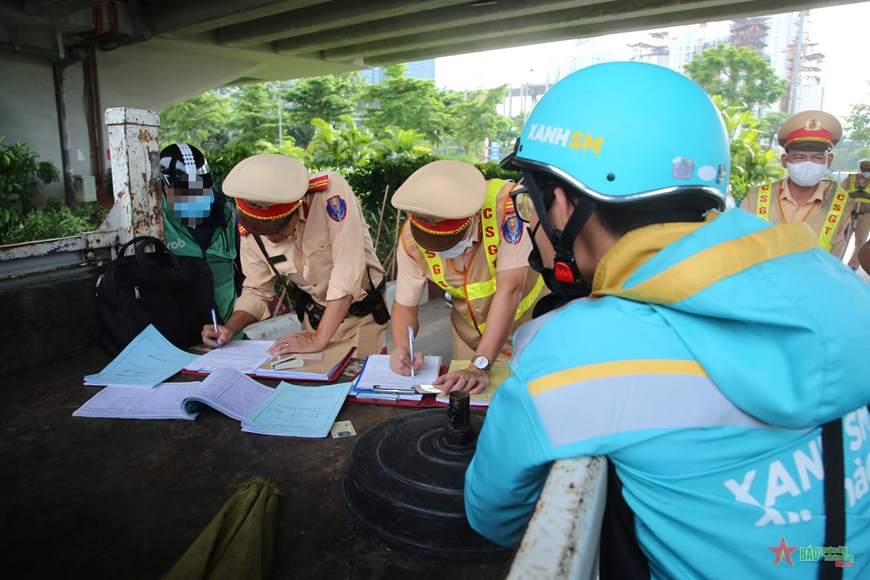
1;197;106;245
757;111;789;150
371;126;431;158
450;86;511;157
713;96;783;201
228;84;280;146
474;161;521;183
281;73;363;147
306;115;375;169
159;91;231;150
0;137;60;236
684;45;786;110
845;93;870;146
359;64;452;143
208;141;257;190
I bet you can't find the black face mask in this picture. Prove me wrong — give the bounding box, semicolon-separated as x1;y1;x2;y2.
527;221;591;317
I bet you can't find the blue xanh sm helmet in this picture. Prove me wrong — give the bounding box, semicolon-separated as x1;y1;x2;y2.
504;61;730;212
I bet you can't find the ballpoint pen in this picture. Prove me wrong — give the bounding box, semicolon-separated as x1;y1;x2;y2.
408;325;415;378
211;308;221;349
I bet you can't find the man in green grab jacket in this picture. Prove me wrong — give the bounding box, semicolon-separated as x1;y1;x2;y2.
160;143;238;324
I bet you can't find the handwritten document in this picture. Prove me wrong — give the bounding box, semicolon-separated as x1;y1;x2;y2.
242;382;352;438
84;325;199;388
74;367;274;421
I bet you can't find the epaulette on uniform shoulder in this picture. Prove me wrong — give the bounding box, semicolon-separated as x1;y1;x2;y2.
307;175;329;193
238;223;250;236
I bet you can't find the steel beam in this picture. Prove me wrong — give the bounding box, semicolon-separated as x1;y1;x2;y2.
24;0;104;16
218;0;470;48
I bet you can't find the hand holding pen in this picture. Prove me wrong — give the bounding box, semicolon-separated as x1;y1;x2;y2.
408;325;415;378
211;308;221;349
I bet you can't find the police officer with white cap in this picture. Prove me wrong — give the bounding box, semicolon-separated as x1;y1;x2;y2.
740;110;854;258
389;160;545;395
202;154;389;357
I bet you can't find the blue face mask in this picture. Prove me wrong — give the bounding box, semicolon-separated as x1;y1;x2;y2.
169;188;214;221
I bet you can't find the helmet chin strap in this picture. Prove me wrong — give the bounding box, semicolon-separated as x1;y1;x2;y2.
522;169;595;289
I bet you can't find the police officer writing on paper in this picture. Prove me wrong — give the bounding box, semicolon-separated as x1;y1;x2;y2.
841;159;870;270
201;154;390;357
740;110;854;259
464;62;870;577
160;143;238;326
388;160;545;394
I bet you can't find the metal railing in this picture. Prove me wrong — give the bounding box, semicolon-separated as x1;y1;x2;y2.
507;456;607;580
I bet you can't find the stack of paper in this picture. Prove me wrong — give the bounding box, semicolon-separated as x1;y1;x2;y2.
435;360;512;407
241;382;353;437
350;354;441;402
182;340;355;382
84;325;200;388
74;367;274;420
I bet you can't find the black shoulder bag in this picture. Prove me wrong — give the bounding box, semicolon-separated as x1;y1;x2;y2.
93;236;215;356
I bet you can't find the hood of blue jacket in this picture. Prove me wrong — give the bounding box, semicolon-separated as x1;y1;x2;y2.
590;209;870;429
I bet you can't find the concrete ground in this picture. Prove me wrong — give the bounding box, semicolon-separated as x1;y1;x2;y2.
0;297;510;580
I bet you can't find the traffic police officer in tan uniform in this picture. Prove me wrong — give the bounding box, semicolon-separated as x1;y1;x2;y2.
841;158;870;269
389;160;545;394
740;110;854;259
201;154;389;357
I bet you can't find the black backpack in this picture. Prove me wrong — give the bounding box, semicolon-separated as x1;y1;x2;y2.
94;236;215;356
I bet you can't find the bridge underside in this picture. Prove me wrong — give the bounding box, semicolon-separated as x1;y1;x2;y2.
2;0;864;89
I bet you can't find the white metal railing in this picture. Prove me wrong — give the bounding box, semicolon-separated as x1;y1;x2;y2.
0;107;163;282
507;456;607;580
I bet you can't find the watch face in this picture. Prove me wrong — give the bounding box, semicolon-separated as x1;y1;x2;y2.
474;356;489;369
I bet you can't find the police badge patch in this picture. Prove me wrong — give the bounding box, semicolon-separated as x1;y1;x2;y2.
326;195;346;222
503;215;522;244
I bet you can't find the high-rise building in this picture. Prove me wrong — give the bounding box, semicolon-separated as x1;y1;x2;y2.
360;59;436;84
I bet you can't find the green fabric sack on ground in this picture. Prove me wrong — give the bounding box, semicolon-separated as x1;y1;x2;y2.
163;476;284;580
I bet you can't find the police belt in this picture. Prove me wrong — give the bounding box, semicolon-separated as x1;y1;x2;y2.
300;277;386;331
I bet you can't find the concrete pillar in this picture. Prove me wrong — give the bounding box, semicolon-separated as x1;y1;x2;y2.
104;107;163;244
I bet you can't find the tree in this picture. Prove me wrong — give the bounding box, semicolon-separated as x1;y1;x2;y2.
684;44;786;111
281;73;363;148
306;115;375;169
359;64;451;142
713;96;783;201
227;84;280;146
159;91;231;149
757;111;789;151
449;86;511;158
845;84;870;147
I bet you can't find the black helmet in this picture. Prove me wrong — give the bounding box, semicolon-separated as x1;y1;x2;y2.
159;143;213;189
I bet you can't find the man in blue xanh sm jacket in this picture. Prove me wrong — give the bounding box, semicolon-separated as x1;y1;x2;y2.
465;62;870;579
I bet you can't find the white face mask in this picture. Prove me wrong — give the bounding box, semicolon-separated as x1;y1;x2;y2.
787;161;828;188
861;171;870;179
433;234;474;260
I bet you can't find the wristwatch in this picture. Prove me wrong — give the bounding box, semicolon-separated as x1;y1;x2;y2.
472;355;492;372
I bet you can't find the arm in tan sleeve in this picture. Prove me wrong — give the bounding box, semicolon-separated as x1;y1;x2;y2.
740;190;757;214
829;197;856;260
859;239;870;274
323;177;368;302
232;234;276;321
494;221;533;272
394;222;428;308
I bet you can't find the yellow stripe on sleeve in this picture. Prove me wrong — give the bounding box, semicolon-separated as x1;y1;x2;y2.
528;359;707;396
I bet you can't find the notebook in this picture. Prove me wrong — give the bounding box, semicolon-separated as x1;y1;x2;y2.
182;339;355;382
434;360;512;407
352;354;442;394
74;367;273;420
